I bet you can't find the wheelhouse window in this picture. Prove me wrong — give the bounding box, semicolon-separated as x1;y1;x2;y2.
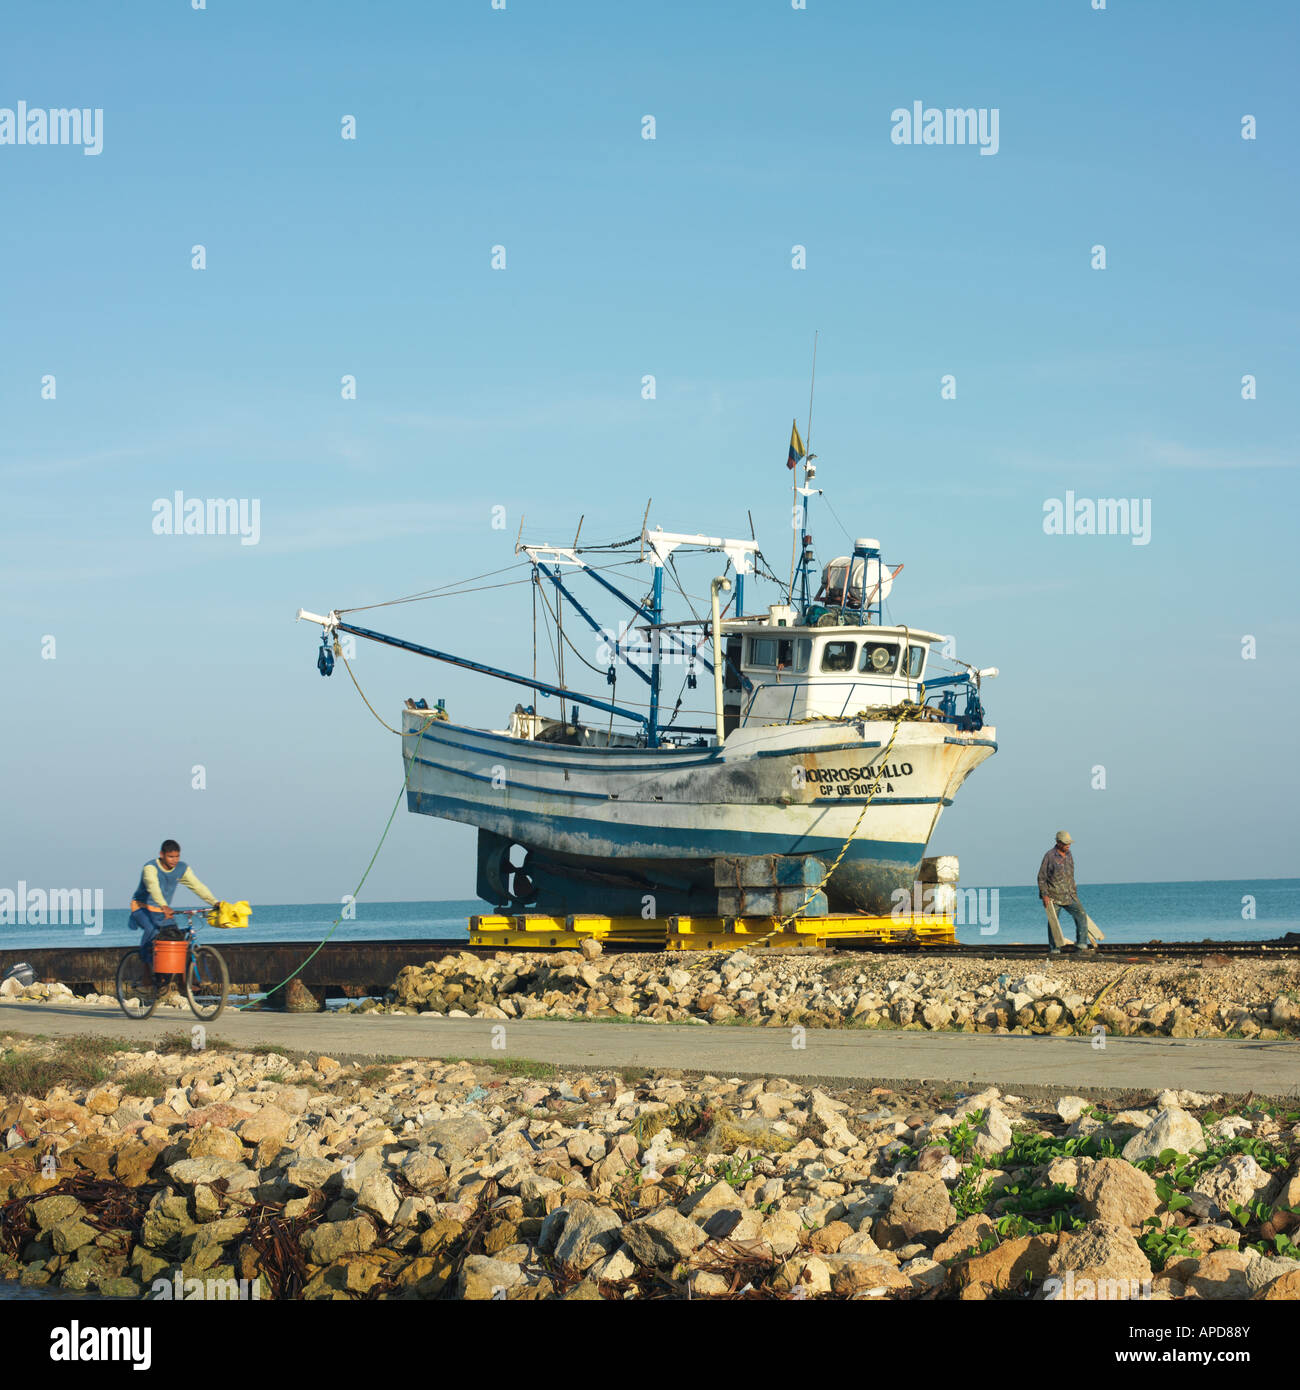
747;637;776;667
749;636;811;672
906;645;926;679
820;640;857;673
858;642;900;674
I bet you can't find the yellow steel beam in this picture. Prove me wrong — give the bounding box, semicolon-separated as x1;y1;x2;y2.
469;912;957;952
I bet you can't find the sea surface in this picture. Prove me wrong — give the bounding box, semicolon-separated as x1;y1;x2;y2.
2;880;1297;952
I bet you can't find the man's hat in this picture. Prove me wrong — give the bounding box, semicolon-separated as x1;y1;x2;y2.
1055;830;1072;845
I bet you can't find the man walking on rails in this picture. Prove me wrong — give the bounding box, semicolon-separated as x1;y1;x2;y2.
1038;831;1103;955
128;840;223;967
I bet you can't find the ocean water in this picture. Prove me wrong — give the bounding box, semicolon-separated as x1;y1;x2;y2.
947;879;1299;947
1;881;1296;953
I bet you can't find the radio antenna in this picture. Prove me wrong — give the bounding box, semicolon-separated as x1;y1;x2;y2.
805;329;818;458
788;330;819;600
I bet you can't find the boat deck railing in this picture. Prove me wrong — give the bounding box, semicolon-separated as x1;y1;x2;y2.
740;677;919;726
739;671;988;732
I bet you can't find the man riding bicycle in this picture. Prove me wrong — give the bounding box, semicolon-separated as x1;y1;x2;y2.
128;840;223;967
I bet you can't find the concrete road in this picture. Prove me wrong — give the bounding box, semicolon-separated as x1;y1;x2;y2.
2;1000;1297;1098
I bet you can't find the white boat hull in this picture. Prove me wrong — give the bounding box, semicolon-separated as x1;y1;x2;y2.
402;712;995;914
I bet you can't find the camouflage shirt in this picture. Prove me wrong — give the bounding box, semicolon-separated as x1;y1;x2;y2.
1037;847;1077;903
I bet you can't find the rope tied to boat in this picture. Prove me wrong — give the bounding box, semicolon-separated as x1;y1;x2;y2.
746;702;912;944
234;657;439;1009
339;647;404;736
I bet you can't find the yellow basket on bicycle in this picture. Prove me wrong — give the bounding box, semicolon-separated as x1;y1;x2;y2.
207;900;252;929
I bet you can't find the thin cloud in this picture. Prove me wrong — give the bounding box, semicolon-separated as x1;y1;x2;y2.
0;503;475;588
1002;436;1297;474
940;578;1076;604
255;502;473;555
0;446;148;479
380;396;644;434
1139;439;1297;471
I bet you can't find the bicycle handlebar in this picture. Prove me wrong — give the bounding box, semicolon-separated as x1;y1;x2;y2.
151;906;214;931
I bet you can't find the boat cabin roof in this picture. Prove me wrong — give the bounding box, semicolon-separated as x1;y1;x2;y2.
721;620;946;645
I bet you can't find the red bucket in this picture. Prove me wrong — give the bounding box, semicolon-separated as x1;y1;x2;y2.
152;939;188;974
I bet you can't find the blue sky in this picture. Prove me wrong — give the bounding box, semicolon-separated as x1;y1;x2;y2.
2;0;1297;909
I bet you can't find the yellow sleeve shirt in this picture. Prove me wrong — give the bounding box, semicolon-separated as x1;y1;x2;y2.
179;867;219;907
140;863;218;908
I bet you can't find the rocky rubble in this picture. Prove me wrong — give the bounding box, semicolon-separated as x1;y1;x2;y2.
1;1032;1298;1301
374;945;1300;1041
0;979;184;1009
5;946;1297;1043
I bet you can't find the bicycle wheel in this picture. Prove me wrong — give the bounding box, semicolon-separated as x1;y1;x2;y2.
116;950;159;1020
186;945;229;1021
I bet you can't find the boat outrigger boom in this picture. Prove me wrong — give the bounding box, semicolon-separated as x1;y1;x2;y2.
296;608;651;730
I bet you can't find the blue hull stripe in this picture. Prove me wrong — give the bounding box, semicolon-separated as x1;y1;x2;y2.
411;754;950;808
411;722;952;770
408;754;610;800
413;724;719;774
409;787;927;863
810;795;953;806
411;720;719;761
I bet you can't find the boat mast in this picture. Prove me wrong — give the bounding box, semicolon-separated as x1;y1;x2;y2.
647;563;664;747
797;332;819;613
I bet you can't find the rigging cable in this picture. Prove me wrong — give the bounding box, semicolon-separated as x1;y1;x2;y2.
819;492;856;548
337;553;647;616
759;702;912;938
339;562;533;612
234;670;438;1009
534;578;612;679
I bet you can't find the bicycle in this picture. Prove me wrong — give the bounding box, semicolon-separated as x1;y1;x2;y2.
116;908;230;1022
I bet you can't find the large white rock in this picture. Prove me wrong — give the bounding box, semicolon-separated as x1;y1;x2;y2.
621;1206;707;1268
552;1201;623;1271
1120;1107;1206;1162
1007;975;1062;1002
356;1173;401;1225
1191;1155;1277;1217
459;1255;524;1300
973;1107;1014;1160
1156;1089;1220;1110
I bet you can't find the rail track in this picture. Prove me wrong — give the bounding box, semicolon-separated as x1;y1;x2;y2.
844;936;1300;961
1;934;1297;1006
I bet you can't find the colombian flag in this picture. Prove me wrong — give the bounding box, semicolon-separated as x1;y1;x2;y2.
786;419;805;470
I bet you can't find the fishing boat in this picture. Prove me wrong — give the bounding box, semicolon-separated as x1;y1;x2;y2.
298;440;998;918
